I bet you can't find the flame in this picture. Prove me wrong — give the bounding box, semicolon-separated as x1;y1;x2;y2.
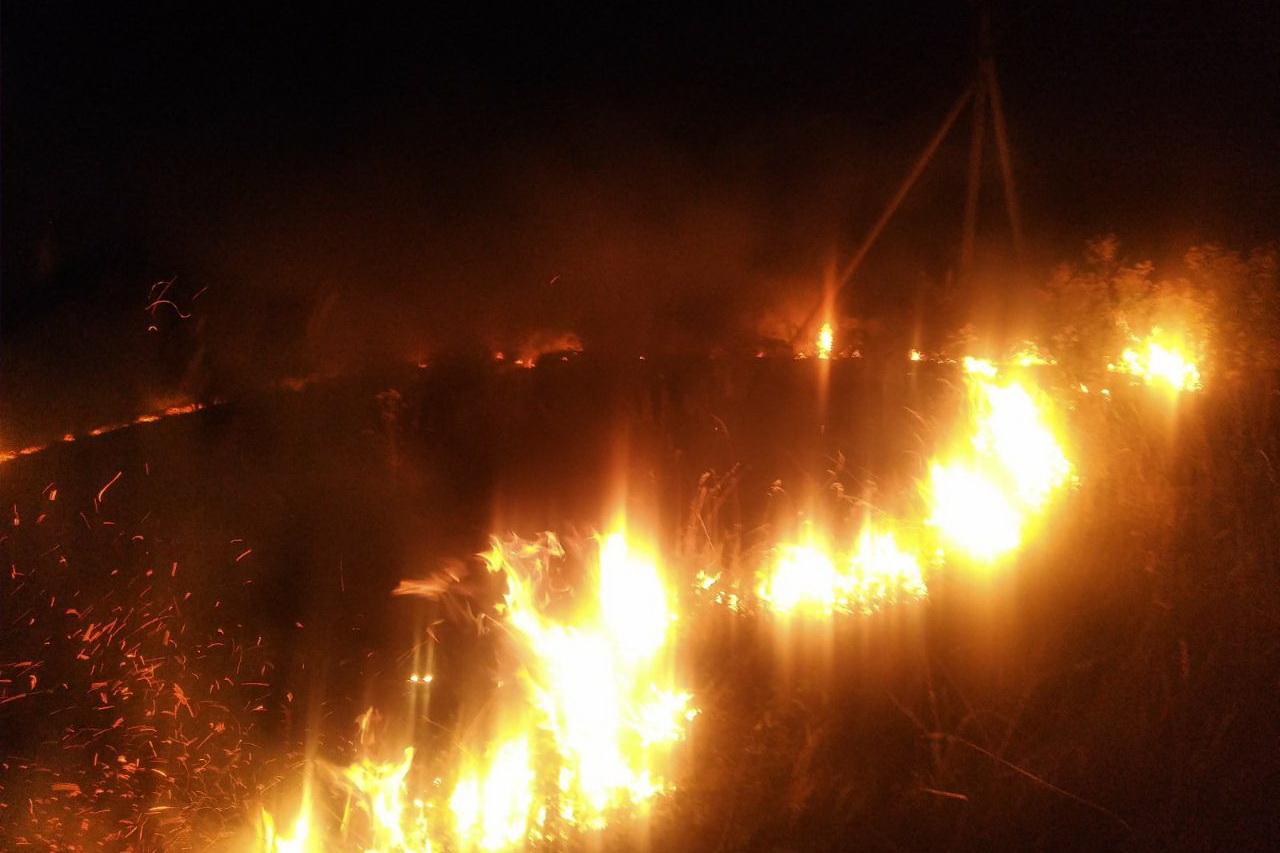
962;356;999;378
257;739;424;853
340;749;419;853
757;524;927;616
257;777;315;853
0;401;211;468
1011;342;1056;366
494;330;584;369
255;529;693;852
926;365;1073;561
1109;328;1203;391
258;810;313;853
488;530;693;826
758;542;838;615
925;464;1022;561
450;735;537;852
816;324;834;360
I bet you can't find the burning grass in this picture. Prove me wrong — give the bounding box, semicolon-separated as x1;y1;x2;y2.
249;528;695;853
2;239;1278;851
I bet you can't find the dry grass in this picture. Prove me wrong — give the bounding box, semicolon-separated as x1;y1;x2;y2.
2;355;1278;852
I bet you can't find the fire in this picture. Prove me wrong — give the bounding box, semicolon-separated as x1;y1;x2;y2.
759;541;839;615
1109;328;1203;392
925;464;1022;561
1011;342;1056;366
450;734;537;852
489;530;693;825
926;363;1073;561
255;528;694;852
258;810;313;853
0;401;211;467
962;355;998;378
816;323;834;360
339;747;419;853
492;330;584;368
757;524;927;616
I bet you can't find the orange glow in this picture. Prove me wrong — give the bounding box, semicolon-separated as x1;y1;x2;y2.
513;330;583;367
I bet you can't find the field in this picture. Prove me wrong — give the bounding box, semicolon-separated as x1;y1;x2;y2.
3;343;1278;852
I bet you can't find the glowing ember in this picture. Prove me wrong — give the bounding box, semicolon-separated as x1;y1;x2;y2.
1109;328;1203;391
0;401;211;467
926;365;1074;561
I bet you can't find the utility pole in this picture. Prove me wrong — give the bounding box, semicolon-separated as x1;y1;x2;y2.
960;11;990;273
790;4;1027;347
960;5;1026;277
789;84;974;347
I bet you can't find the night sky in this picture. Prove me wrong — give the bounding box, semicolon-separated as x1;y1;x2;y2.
2;2;1277;436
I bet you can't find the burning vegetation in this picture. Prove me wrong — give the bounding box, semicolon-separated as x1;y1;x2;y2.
2;237;1278;852
6;1;1280;849
253;529;696;853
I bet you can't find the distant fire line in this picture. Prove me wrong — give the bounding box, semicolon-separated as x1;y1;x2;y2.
0;402;213;467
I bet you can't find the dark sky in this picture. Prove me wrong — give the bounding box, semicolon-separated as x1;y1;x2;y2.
1;1;1277;430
